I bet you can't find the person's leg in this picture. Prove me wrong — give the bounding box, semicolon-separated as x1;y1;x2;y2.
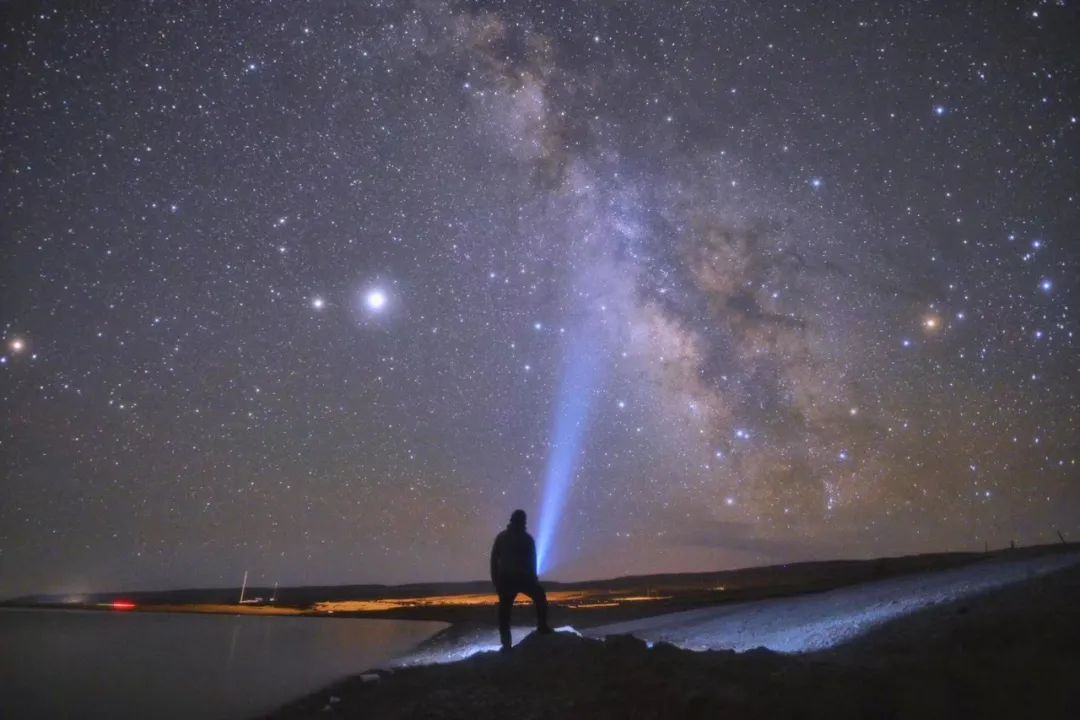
497;586;516;649
524;581;551;632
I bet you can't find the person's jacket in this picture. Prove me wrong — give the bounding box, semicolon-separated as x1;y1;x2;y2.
490;525;537;584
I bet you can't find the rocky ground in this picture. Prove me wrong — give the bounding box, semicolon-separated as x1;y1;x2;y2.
263;557;1080;719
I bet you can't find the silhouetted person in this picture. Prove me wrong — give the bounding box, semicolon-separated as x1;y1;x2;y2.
490;509;552;651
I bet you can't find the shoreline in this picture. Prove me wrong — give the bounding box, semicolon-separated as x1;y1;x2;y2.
4;544;1076;719
262;552;1080;719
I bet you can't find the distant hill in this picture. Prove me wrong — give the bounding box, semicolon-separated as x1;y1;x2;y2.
6;542;1074;612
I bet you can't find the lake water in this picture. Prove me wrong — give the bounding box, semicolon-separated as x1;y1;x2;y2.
0;608;448;719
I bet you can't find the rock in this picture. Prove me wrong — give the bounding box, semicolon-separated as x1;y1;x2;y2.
685;691;709;714
603;633;648;654
742;646;777;659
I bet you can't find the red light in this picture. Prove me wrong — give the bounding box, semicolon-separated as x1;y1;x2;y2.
111;601;136;610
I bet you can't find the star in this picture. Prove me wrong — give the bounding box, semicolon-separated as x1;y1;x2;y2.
365;289;388;311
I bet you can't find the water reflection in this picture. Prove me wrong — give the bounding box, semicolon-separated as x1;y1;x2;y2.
0;609;447;720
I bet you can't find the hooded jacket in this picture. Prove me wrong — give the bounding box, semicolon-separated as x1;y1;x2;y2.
490;521;538;584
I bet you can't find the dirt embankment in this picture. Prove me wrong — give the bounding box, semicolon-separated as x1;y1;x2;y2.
263;560;1080;720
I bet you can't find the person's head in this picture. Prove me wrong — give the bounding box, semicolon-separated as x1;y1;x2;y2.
509;509;527;529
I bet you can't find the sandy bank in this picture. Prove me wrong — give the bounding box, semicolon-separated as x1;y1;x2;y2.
263;555;1080;719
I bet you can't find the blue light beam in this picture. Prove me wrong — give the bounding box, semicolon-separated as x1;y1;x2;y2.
535;334;600;576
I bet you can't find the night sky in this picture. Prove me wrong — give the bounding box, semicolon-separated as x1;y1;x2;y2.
2;1;1077;596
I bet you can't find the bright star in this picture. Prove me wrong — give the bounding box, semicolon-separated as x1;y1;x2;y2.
1039;279;1052;292
9;338;24;353
311;297;325;310
366;289;387;311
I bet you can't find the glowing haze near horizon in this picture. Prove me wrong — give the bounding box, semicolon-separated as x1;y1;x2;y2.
1;1;1077;596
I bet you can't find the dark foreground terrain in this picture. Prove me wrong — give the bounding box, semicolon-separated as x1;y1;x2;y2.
264;559;1080;720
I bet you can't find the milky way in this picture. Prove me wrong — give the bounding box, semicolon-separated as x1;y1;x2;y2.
2;1;1077;595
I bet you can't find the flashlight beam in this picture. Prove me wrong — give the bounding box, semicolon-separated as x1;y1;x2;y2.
535;336;599;575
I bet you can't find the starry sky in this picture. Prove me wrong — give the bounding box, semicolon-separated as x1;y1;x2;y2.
2;1;1077;596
